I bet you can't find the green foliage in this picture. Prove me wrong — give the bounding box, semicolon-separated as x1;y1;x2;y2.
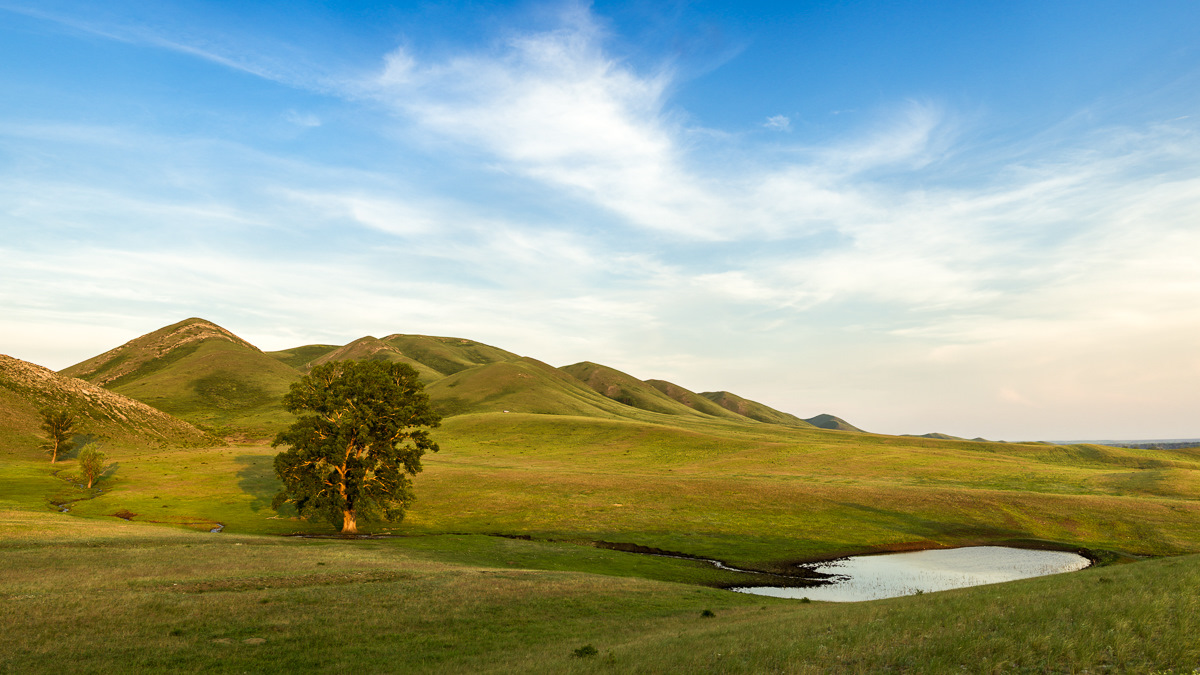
77;445;107;488
572;644;598;658
271;360;441;533
39;407;76;463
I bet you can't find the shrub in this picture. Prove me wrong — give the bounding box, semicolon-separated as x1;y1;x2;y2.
572;644;598;658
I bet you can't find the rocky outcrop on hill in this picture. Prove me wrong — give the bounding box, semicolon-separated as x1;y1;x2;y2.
0;354;212;445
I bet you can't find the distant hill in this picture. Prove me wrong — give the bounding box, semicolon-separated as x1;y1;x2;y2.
265;344;340;370
426;358;637;418
301;336;443;383
62;319;853;435
804;413;864;432
0;354;212;452
644;379;750;421
61;318;301;437
380;334;520;377
902;432;965;440
700;391;815;428
267;333;521;386
559;362;709;417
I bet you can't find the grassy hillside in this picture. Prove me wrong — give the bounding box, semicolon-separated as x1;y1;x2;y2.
426;358;636;419
61;319;301;437
0;354;212;453
645;379;752;421
560;362;713;418
264;344;340;370
805;413;863;432
408;413;1200;565
70;321;845;440
302;336;444;383
382;334;521;376
701;391;816;428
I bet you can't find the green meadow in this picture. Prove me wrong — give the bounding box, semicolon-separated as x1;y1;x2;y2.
4;409;1200;672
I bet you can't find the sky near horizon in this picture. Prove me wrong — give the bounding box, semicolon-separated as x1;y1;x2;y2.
2;1;1199;441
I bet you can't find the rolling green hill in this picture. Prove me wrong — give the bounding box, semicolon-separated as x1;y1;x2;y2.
301;336;444;383
700;390;816;428
60;319;860;439
61;318;301;437
559;362;713;418
426;357;638;419
381;334;521;376
264;344;340;370
804;412;864;432
645;378;753;421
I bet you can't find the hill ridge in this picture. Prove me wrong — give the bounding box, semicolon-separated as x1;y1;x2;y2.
62;318;260;386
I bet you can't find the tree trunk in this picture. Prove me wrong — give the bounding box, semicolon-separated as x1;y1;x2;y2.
341;509;358;534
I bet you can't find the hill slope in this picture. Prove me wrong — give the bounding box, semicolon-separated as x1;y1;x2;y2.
426;358;636;419
700;391;816;428
265;344;340;370
644;379;752;421
559;362;711;417
301;336;443;383
0;354;211;451
804;413;864;432
381;334;521;376
61;318;301;436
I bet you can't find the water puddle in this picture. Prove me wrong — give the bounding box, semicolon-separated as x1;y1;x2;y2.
733;546;1090;602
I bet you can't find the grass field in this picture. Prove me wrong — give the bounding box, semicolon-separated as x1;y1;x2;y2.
2;513;1199;673
3;405;1200;672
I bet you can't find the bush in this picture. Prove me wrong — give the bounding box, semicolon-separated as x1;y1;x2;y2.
572;644;598;658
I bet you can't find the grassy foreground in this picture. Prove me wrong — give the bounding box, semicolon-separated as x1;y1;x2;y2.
2;514;1199;674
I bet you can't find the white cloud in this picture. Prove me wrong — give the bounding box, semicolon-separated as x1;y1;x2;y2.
764;114;790;131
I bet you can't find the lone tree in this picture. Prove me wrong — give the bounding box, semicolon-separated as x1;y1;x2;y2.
40;407;77;463
78;445;107;488
271;360;441;534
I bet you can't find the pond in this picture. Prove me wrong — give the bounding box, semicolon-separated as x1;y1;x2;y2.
732;546;1091;602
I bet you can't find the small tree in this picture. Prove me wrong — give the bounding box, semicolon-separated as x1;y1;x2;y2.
40;407;77;463
271;360;441;534
78;445;107;488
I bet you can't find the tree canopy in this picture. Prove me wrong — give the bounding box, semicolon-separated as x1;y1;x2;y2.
271;360;441;534
78;445;107;489
40;407;76;463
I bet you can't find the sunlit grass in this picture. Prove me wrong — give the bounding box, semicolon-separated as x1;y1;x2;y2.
2;521;1198;673
3;408;1200;672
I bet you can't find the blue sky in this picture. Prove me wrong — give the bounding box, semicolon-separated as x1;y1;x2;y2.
3;1;1199;440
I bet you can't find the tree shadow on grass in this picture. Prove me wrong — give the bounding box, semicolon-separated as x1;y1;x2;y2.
236;454;281;513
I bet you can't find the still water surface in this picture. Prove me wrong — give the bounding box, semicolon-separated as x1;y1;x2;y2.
733;546;1090;602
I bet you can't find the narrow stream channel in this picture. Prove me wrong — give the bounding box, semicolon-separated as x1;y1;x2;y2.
733;546;1091;602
